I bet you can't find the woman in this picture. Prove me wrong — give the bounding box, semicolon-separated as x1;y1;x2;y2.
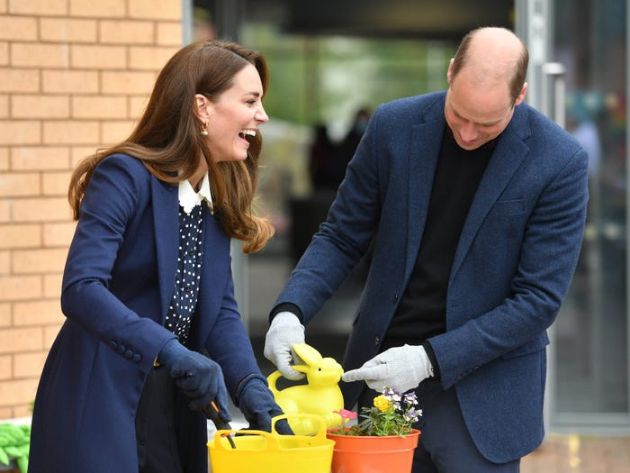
29;41;287;473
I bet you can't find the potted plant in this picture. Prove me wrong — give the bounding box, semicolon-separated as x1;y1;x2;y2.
327;387;422;473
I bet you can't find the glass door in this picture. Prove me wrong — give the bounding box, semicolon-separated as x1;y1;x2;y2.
519;0;630;431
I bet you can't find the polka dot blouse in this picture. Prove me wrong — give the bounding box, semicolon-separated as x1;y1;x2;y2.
163;201;205;345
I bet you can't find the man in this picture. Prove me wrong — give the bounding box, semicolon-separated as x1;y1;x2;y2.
265;27;588;472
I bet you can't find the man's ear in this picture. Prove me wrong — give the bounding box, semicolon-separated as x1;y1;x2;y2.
446;58;454;84
514;82;528;106
194;94;211;120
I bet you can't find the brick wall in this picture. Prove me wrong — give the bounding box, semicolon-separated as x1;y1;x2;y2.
0;0;182;419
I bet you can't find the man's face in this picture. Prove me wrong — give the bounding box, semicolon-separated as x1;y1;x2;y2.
444;66;526;150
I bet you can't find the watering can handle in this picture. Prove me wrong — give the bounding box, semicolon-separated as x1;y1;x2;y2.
271;413;328;440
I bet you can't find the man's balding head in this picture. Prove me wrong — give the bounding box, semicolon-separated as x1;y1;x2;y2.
448;27;529;104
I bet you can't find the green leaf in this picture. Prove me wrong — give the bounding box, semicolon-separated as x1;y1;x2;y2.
0;448;9;466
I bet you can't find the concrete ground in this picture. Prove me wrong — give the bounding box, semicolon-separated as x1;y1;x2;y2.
521;435;630;473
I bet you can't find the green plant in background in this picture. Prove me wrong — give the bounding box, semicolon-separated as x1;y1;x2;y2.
0;423;30;473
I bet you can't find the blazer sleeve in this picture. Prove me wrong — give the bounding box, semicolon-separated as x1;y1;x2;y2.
429;147;589;389
61;154;176;370
273;106;385;324
204;264;263;397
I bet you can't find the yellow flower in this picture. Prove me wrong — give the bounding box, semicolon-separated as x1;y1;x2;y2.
373;395;391;412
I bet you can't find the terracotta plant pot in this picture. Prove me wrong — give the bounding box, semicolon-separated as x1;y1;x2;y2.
326;429;420;473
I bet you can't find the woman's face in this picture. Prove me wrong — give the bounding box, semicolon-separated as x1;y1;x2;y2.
204;64;268;163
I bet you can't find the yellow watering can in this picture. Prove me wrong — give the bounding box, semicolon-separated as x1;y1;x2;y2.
268;343;344;435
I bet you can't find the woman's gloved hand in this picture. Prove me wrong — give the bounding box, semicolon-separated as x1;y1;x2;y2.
237;376;292;434
158;339;230;421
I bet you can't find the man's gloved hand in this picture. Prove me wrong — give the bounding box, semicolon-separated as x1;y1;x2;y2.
263;312;305;380
158;339;230;420
341;344;433;393
237;376;293;434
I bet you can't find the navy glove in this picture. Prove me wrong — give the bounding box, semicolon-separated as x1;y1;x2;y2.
237;376;292;434
158;339;230;421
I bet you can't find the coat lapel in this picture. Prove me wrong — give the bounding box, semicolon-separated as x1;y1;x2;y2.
404;98;445;284
449;107;531;282
151;178;179;323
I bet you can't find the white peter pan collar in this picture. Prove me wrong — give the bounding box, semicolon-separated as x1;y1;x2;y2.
178;173;214;214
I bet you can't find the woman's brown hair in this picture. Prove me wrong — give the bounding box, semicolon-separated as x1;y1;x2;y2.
68;40;274;253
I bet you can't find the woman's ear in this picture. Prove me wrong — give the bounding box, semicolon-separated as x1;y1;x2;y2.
194;93;211;121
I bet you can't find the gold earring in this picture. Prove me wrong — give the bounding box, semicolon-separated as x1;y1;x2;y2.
200;122;208;136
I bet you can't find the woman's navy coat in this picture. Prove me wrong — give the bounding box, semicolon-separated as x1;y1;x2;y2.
29;154;261;473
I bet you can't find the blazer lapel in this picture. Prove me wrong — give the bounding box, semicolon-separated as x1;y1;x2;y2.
194;206;229;348
404;99;445;284
449;108;531;282
151;178;179;323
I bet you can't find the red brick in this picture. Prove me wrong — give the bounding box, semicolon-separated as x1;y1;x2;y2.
0;303;10;326
0;223;41;249
156;22;181;46
71;44;126;69
44;120;99;145
102;120;136;144
72;96;127;119
0;120;40;145
100;20;154;44
44;323;62;348
0;275;42;301
42;171;71;196
40;17;97;42
0;201;9;223
11;95;70;119
12;248;67;274
11;42;69;68
0;69;40;93
9;0;66;16
11;197;71;222
129;46;177;70
129;0;181;20
0;355;11;380
0;327;42;354
101;70;156;95
0;94;7;118
70;0;125;18
13;351;47;378
43;274;62;298
43;221;75;247
0;15;38;41
0;250;8;273
0;173;40;197
0;147;7;170
71;146;98;168
13;300;63;326
0;378;39;405
42;70;98;94
11;146;70;171
129;95;149;119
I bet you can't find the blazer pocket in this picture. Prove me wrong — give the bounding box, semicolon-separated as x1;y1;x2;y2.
492;199;527;217
501;334;550;359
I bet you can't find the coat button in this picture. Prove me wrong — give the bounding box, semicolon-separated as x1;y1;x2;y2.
117;345;126;354
374;336;380;346
393;293;399;303
132;354;142;363
125;349;134;359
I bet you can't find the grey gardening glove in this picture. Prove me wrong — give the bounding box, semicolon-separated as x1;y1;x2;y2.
342;344;433;393
264;312;305;380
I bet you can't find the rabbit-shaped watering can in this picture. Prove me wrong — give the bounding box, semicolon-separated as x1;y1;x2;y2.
268;343;344;435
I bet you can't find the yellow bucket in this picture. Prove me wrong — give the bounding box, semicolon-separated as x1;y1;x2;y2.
208;415;334;473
